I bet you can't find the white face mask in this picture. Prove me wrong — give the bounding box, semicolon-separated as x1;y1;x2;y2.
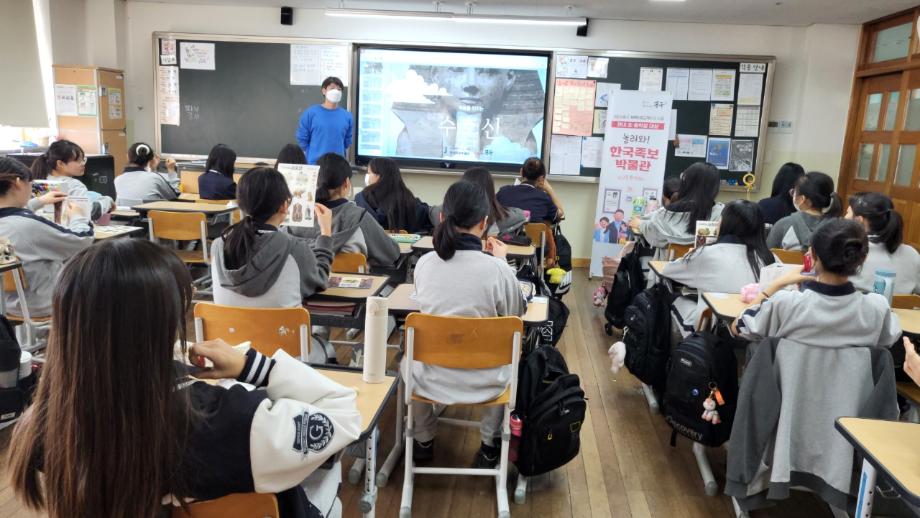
364;173;372;186
325;89;342;104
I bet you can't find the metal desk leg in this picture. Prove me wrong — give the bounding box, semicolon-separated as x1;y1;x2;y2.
692;442;718;496
359;427;379;517
377;377;404;487
855;458;877;518
349;458;366;484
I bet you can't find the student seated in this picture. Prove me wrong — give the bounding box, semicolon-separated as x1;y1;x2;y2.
409;180;526;467
757;162;805;225
634;162;723;258
430;167;526;236
766;171;841;250
275;143;307;169
114;142;179;204
287;153;399;267
211;167;334;310
0;157;93;319
662;200;776;330
8;239;361;518
30;139;114;221
355;157;432;234
496;157;564;223
199;143;237;200
846;191;920;294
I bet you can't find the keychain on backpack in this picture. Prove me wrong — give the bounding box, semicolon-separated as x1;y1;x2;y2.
701;383;724;425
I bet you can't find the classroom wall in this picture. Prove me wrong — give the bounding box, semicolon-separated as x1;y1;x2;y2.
121;2;860;260
0;0;47;127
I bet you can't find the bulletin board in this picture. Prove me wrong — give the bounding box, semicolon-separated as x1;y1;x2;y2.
547;52;774;191
153;32;351;160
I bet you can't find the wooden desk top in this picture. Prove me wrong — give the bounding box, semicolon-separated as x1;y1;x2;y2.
894;308;920;337
649;260;669;277
178;192;236;204
133;201;236;215
311;274;389;301
702;292;750;321
315;368;397;436
411;235;535;259
897;381;920;405
836;417;920;506
385;283;549;324
111;209;140;219
0;259;21;275
94;225;143;240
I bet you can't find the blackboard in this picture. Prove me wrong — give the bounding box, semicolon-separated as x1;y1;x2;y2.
155;34;350;160
550;52;773;191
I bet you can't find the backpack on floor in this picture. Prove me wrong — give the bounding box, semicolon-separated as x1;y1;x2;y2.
514;345;586;477
661;331;738;448
622;283;676;388
0;315;35;426
604;243;649;333
552;226;573;272
539;297;569;347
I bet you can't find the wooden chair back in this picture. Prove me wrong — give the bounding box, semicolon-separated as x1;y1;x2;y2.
179;170;202;194
667;243;692;261
231;209;243;225
893;294;920;309
523;223;546;249
771;248;805;265
2;268;26;293
405;313;522;369
149;210;207;242
332;252;368;274
194;303;311;360
171;493;280;518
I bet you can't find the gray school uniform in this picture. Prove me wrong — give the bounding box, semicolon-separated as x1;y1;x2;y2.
638;203;725;259
428;204;527;235
852;241;920;295
114;166;179;204
286;199;400;267
765;211;822;251
0;207;93;317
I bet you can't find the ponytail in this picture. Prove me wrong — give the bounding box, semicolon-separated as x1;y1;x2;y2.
220;216;260;269
433;180;490;261
31;140;84;180
221;167;293;268
796;171;840;219
315;153;352;204
432;219;461;260
823;193;843;218
30;152;51;180
849;191;903;253
128;142;155;167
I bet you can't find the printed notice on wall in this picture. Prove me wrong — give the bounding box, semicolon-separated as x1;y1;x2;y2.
735;106;761;137
291;45;349;86
587;57;609;78
54;84;78;116
688;69;713;101
552;78;596;137
158;66;180;126
710;69;736;102
550;134;582;175
709;103;734;136
675;134;708;158
593;109;607;134
161;39;177;65
179;42;215;70
581;136;605;169
729;139;755;172
107;88;123;120
638;67;663;92
76;86;97;116
277;163;319;228
737;73;763;106
556;55;589;79
665;68;690;101
594;82;620;108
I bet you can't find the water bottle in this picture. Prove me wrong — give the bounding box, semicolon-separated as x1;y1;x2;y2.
873;269;896;305
509;413;523;462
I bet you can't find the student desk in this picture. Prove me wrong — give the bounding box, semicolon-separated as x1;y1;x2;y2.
132;201;236;216
315;366;397;518
94;225;143;241
178;192;236;204
304;274;390;329
111;208;140;219
385;283;549;325
836;417;920;517
649;260;670;278
411;235;536;260
895;308;920;337
312;274;389;302
701;292;750;322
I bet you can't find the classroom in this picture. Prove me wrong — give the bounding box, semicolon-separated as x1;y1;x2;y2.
3;0;920;517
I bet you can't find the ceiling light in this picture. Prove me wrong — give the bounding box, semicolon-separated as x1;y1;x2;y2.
324;8;587;27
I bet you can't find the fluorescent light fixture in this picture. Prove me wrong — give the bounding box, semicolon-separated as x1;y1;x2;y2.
324;8;586;27
649;0;686;2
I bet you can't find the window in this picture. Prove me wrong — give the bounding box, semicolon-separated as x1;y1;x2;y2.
885;91;901;130
878;144;891;182
895;144;916;186
857;144;874;180
873;22;912;62
865;93;883;130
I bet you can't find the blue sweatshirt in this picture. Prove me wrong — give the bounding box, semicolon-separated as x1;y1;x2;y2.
295;105;353;164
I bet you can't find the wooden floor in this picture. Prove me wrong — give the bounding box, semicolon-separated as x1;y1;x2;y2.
1;270;837;518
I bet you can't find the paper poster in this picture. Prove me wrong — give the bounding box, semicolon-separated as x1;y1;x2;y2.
594;82;621;108
587;57;609;78
593;109;607;134
706;137;731;169
581;136;604;168
737;73;763;106
161;39;177;65
669;109;678;140
665;68;690;101
107;88;122;108
556;55;589;79
729;139;755;172
709;103;734;136
639;67;663;92
179;42;215;70
710;69;736;101
552;78;596;137
675;134;708;157
740;63;767;74
76;86;97;116
695;220;719;247
688;69;713;101
277;163;320;227
290;44;349;86
735;106;761;137
108;104;122;120
54;84;78;116
549;134;582;175
602;189;621;213
158;66;180;126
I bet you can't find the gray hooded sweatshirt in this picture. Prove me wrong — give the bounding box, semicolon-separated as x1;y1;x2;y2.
211;223;334;308
766;211;823;251
428;204;527;236
286;199;400;267
638;203;725;258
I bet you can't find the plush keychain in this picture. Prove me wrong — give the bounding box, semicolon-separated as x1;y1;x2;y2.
701;384;724;425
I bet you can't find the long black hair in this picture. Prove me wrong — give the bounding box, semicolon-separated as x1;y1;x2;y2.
31;140;84;180
849;192;903;254
520;157;546;183
432;180;489;260
462;167;509;225
716;200;775;280
363;157;419;232
220;167;292;269
315;153;352;204
668;162;721;233
127;142;156;168
770;162;805;213
811;219;868;277
205;144;237;178
274;143;307;169
795;171;842;218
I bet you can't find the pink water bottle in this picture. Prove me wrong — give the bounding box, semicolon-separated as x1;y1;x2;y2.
509;414;523;462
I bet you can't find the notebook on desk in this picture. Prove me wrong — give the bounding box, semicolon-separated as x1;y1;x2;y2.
328;276;373;289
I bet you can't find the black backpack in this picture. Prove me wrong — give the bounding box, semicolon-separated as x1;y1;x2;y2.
0;315;34;426
539;298;569;347
604;244;649;333
514;345;586;476
662;331;738;448
552;227;572;272
622;283;676;388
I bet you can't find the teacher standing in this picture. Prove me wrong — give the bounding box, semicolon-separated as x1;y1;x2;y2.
296;76;353;164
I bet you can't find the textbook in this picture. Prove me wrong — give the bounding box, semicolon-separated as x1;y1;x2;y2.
277;163;319;228
695;220;719;248
328;276;373;289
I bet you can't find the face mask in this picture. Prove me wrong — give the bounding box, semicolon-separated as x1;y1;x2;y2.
364;173;373;186
325;89;342;104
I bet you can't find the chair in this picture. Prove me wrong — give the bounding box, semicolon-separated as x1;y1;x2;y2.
400;313;523;518
194;302;311;360
230;209;242;225
770;248;805;265
332;252;368;273
666;243;692;261
179;170;202;194
148;210;210;265
171;493;279;518
1;267;49;350
893;294;920;309
524;222;556;273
